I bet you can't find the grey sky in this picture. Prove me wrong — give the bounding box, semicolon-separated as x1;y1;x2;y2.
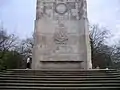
0;0;120;44
0;0;36;39
88;0;120;44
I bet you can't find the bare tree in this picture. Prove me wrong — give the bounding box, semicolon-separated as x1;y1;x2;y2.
89;24;114;68
111;42;120;69
89;24;109;49
15;35;34;58
0;26;18;59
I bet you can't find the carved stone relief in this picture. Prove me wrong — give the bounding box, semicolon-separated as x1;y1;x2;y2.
53;23;68;45
36;0;88;54
36;0;87;20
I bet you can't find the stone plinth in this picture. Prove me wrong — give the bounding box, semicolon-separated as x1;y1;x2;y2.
32;0;92;70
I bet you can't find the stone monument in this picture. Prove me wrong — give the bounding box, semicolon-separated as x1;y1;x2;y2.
32;0;92;70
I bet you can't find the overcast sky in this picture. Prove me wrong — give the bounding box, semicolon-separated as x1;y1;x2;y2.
0;0;120;44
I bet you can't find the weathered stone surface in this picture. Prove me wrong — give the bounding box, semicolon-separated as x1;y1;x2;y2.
32;0;92;69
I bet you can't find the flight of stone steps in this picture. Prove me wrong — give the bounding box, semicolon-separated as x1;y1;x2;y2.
0;69;120;90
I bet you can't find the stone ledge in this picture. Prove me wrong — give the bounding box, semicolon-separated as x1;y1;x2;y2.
40;61;83;63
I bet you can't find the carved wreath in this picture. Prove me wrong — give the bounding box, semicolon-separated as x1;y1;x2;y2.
54;3;68;15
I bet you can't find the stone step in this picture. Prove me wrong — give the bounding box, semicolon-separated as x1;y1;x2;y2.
6;73;118;77
0;73;119;77
2;71;119;75
0;80;120;83
0;75;119;78
8;69;117;71
18;73;117;76
8;72;118;75
108;73;120;75
5;72;118;76
1;69;119;90
0;77;120;81
2;74;110;77
2;72;109;75
0;69;120;90
0;83;120;87
0;86;120;90
6;71;109;74
7;69;118;73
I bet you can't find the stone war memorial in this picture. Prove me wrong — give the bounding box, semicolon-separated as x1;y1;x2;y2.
1;0;120;89
32;0;92;70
